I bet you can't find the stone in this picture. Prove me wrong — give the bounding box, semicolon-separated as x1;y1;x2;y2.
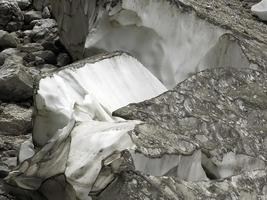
0;104;32;136
24;10;42;24
39;64;57;73
31;19;58;43
0;48;20;66
32;50;56;64
0;56;33;102
0;165;9;178
33;0;49;11
0;0;23;29
42;6;51;19
96;169;267;200
56;53;70;67
19;43;44;53
114;68;267;180
0;30;18;49
16;0;31;10
5;22;23;32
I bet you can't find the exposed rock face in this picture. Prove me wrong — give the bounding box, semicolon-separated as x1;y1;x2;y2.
50;0;267;88
0;104;32;136
96;169;267;200
114;68;267;180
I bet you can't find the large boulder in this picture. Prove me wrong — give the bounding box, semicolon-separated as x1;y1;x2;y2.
0;56;33;102
33;0;49;11
0;30;18;50
0;104;32;136
0;0;23;29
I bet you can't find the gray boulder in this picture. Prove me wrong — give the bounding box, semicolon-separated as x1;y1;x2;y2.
18;43;44;53
0;56;33;101
33;0;49;11
24;10;42;24
32;50;56;64
56;53;70;67
15;0;31;10
0;30;18;49
0;48;20;66
0;104;32;136
0;0;23;29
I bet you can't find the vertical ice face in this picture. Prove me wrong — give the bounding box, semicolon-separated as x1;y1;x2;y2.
251;0;267;21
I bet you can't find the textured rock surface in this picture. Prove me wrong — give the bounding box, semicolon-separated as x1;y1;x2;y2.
0;104;32;136
114;68;267;179
96;169;267;200
0;0;23;29
0;56;33;102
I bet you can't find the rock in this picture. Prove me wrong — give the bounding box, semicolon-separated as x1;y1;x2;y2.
32;50;56;64
31;19;58;43
39;64;57;73
0;48;20;66
42;6;51;19
0;104;32;136
5;22;23;32
19;43;44;53
2;158;17;170
96;169;267;200
0;56;33;102
0;0;23;29
0;30;18;49
251;0;267;21
16;0;31;10
56;53;70;67
33;0;49;11
114;68;267;180
0;165;9;178
51;0;267;88
24;10;42;24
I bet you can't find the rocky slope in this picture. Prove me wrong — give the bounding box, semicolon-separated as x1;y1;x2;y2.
0;0;71;199
1;0;267;200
